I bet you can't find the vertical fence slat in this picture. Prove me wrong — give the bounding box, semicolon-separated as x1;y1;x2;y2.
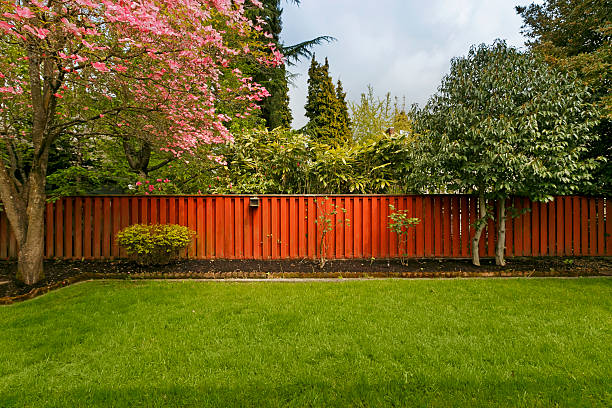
187;198;196;258
298;197;306;258
362;197;371;258
589;198;596;256
531;200;539;255
606;198;612;255
415;196;424;257
111;197;121;258
597;198;604;256
55;199;64;258
433;196;442;257
205;197;213;258
73;198;82;259
270;197;279;259
243;198;252;259
513;197;522;257
64;198;73;259
44;202;53;259
345;197;354;258
564;197;572;256
102;197;111;259
262;197;271;259
572;197;580;255
119;197;129;258
556;197;564;256
451;196;460;258
307;197;316;259
522;197;531;256
487;200;496;258
224;197;233;259
289;197;298;258
460;196;469;258
378;197;386;258
424;196;433;257
215;197;224;258
389;197;398;258
84;198;92;259
547;200;555;256
252;198;261;259
580;198;588;255
280;197;289;259
370;197;379;258
443;196;452;257
352;197;363;258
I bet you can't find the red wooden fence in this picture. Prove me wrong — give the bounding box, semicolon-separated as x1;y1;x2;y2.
0;195;610;260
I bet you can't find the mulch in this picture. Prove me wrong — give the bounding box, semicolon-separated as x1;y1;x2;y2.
1;257;611;304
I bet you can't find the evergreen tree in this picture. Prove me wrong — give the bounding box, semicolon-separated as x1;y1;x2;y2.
336;80;352;138
304;57;350;145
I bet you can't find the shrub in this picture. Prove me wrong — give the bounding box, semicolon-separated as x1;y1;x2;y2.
116;224;195;265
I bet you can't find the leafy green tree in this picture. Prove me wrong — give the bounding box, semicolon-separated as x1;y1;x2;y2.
304;57;351;145
410;41;600;266
350;85;414;142
516;0;611;194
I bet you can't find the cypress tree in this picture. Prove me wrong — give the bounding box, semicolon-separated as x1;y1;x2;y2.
336;79;351;139
304;57;351;145
248;1;335;130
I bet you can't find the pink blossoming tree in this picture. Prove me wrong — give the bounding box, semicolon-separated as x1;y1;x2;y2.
0;0;281;284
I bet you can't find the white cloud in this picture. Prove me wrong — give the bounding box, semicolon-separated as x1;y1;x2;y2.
282;0;530;128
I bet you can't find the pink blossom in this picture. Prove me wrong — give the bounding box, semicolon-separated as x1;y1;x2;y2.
91;62;110;72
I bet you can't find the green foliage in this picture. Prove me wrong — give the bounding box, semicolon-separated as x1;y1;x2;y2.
304;57;351;145
517;0;611;194
350;85;415;143
411;41;600;200
116;224;195;265
387;204;420;265
314;197;349;267
220;127;312;194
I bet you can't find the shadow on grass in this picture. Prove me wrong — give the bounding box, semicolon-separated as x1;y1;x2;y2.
1;376;610;408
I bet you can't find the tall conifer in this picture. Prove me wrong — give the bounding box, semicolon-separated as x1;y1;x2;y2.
304;57;351;145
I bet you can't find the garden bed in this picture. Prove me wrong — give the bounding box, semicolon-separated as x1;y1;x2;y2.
1;257;610;303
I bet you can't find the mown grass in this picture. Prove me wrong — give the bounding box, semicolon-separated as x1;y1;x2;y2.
0;278;611;407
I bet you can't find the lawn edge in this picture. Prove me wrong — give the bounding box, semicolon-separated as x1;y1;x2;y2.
2;268;610;305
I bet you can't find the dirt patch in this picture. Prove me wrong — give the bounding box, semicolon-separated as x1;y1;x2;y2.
1;257;611;303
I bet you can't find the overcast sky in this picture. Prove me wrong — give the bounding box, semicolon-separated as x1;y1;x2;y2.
281;0;537;128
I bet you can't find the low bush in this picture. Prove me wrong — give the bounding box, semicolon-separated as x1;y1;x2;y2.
116;224;195;265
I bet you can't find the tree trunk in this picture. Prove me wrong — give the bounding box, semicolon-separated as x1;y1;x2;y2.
0;166;48;285
495;198;507;266
471;192;487;266
16;199;46;285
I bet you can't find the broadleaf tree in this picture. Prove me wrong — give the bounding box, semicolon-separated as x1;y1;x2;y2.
516;0;611;194
0;0;280;284
409;41;599;266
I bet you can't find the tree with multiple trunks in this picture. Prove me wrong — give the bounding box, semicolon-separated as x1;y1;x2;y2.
409;41;599;266
516;0;611;195
0;0;280;284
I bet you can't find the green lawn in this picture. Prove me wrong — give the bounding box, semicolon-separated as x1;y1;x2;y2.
1;279;611;407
